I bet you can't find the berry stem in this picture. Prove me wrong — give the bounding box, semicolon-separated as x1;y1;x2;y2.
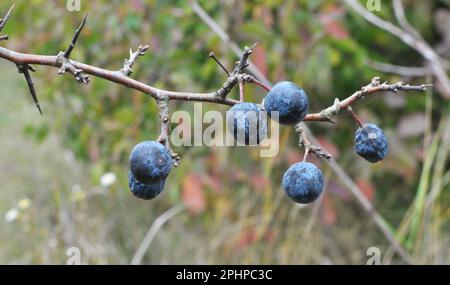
250;78;272;92
239;81;245;102
302;148;310;162
347;106;364;128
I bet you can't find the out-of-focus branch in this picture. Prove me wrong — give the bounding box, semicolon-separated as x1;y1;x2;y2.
392;0;423;41
366;60;432;77
0;4;14;41
189;0;272;88
130;204;187;265
345;0;450;98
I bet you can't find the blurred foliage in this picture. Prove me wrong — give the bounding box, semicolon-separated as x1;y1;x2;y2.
0;0;449;264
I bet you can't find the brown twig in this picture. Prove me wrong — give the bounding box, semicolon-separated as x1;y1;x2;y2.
239;81;245;102
248;76;272;92
156;97;180;167
0;7;262;107
304;77;432;123
295;124;332;161
120;45;149;76
0;46;247;105
347;106;363;128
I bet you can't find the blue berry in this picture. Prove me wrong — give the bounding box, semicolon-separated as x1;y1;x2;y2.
355;124;388;163
128;171;165;200
282;162;324;204
129;140;172;184
264;81;309;125
226;102;267;145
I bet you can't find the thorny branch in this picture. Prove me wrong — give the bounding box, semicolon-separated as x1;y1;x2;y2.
0;3;431;263
63;14;87;59
57;14;90;84
0;5;432;166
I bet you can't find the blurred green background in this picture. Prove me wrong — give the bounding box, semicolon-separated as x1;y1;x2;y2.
0;0;449;264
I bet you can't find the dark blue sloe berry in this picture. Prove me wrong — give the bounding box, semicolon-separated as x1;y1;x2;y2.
226;102;267;145
282;162;324;204
264;81;309;125
129;140;172;184
128;171;165;200
354;124;388;163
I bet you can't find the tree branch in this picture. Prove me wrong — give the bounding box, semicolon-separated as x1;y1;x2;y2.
0;46;245;105
304;77;432;123
156;96;180;167
0;4;420;264
120;45;149;76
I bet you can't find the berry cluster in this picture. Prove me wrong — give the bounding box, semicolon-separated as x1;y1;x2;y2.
129;81;391;203
129;141;172;200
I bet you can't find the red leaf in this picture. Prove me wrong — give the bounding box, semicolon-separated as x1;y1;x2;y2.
130;0;144;11
328;179;351;200
202;175;222;193
397;112;426;138
321;193;337;224
285;149;302;166
249;173;270;192
252;45;268;78
236;228;258;250
319;4;349;39
182;174;206;214
356;178;375;202
317;136;339;158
